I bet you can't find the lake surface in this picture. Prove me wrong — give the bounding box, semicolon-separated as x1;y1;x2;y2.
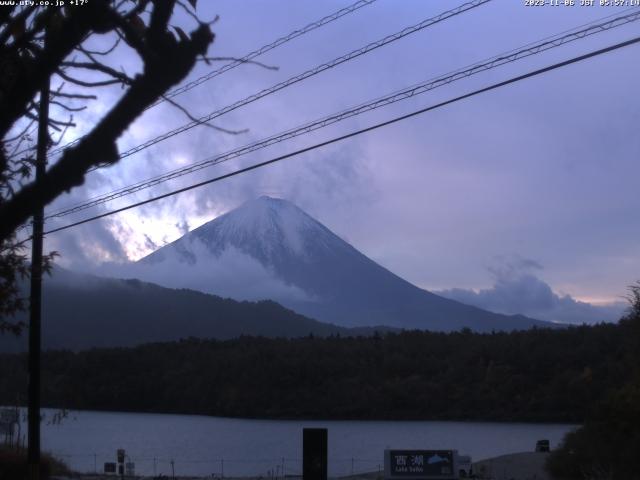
15;409;576;477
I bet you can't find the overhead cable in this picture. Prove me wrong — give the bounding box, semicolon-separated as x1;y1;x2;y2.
46;0;380;157
49;0;492;163
37;35;640;238
44;8;640;221
154;0;380;105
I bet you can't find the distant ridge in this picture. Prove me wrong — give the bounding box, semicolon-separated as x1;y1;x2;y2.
0;268;390;353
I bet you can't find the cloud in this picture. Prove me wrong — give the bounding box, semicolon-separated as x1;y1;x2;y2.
437;257;627;325
45;217;128;270
175;220;190;236
37;2;640;309
92;238;315;304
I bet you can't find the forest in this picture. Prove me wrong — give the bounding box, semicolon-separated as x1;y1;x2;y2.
1;304;639;478
0;319;636;423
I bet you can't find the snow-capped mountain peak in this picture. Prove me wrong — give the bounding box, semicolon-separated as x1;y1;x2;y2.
199;196;319;256
142;196;343;268
136;196;553;332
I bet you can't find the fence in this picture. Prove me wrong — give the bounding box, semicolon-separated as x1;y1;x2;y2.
43;452;384;478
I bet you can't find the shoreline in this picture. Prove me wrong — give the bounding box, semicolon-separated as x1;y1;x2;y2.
8;405;584;426
57;452;551;480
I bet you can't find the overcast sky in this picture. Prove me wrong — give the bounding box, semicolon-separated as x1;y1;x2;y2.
33;0;640;320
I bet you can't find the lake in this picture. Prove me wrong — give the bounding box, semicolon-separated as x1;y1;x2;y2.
14;409;576;477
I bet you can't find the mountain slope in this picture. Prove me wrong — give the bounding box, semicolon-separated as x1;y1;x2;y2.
0;268;370;353
139;196;553;332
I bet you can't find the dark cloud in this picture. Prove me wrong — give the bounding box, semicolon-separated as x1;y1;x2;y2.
96;239;314;303
437;257;626;325
143;234;158;252
46;218;128;271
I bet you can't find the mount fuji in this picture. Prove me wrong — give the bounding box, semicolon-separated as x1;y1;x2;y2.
135;196;553;332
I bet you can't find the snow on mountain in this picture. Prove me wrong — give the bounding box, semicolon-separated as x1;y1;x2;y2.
144;196;345;265
132;196;553;332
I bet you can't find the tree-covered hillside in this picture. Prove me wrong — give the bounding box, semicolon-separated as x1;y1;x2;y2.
0;270;371;353
0;321;634;422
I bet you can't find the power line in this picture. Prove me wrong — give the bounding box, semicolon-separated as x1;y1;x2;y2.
48;0;490;165
38;35;640;238
45;0;379;158
43;9;640;221
153;0;379;106
116;0;491;160
23;4;637;164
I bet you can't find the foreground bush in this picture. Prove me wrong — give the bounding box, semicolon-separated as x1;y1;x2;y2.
0;447;70;480
547;287;640;480
546;382;640;479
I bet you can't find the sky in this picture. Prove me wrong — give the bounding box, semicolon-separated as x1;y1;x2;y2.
26;0;640;322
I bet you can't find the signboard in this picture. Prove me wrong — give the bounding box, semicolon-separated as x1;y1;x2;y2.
104;462;117;474
385;450;456;479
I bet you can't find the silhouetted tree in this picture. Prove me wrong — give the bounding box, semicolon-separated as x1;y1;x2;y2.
546;283;640;480
0;0;216;332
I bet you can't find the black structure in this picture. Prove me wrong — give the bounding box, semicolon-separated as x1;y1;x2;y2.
303;428;327;480
27;34;50;480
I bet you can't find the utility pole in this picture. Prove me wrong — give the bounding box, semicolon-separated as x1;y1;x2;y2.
27;37;50;480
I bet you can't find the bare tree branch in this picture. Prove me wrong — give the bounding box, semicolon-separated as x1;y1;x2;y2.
162;94;248;135
49;100;87;112
196;56;278;70
0;1;114;138
0;1;221;332
60;61;134;85
111;13;149;59
51;91;98;100
0;5;36;47
175;0;201;24
2;118;36;144
122;0;152;20
51;117;74;146
0;1;215;240
48;116;76;128
56;68;125;88
78;36;121;56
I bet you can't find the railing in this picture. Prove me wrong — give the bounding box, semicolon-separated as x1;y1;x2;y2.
45;451;385;478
